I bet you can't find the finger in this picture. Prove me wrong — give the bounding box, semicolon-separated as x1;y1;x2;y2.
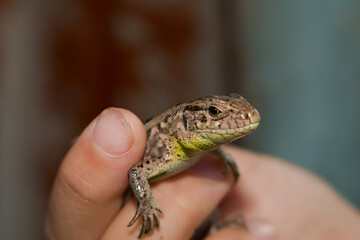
218;146;315;224
102;153;234;240
219;146;358;240
45;108;146;240
216;147;283;240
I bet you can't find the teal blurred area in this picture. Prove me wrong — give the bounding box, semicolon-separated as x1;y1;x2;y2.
1;0;359;239
241;0;360;208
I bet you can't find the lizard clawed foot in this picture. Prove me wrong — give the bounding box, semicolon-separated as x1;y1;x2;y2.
128;200;162;238
213;214;247;231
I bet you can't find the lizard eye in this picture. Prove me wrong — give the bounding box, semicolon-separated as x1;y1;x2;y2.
208;106;221;117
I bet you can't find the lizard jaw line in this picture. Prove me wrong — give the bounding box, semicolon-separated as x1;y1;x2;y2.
198;122;260;135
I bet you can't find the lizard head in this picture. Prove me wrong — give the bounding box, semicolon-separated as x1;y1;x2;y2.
180;93;260;151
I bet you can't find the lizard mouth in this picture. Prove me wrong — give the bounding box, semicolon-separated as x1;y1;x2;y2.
198;122;260;135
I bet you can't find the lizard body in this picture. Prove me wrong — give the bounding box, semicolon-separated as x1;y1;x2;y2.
127;93;260;238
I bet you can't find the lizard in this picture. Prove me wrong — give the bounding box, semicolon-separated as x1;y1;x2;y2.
127;93;261;238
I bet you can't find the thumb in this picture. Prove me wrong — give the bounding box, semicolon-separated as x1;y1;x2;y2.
45;108;146;240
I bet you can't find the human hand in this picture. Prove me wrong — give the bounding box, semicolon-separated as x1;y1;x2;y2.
207;146;360;240
45;108;360;240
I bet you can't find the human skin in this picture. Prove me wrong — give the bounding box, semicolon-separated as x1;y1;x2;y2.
45;108;360;240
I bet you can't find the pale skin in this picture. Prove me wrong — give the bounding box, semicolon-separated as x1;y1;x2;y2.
45;108;360;240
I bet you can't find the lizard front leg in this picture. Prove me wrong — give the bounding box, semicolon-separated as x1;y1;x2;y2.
209;147;247;234
127;163;162;238
212;146;240;183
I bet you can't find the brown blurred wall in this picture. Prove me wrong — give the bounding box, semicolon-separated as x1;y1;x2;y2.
0;1;243;239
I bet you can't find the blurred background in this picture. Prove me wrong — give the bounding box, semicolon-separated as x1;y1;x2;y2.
1;0;360;239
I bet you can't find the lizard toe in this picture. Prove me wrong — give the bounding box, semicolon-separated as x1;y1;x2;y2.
128;207;142;227
145;215;154;234
153;212;160;228
138;214;148;238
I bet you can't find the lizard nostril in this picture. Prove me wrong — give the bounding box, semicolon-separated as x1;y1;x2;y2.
243;112;252;119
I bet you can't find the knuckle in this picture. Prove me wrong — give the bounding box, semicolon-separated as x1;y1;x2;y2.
59;170;99;205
